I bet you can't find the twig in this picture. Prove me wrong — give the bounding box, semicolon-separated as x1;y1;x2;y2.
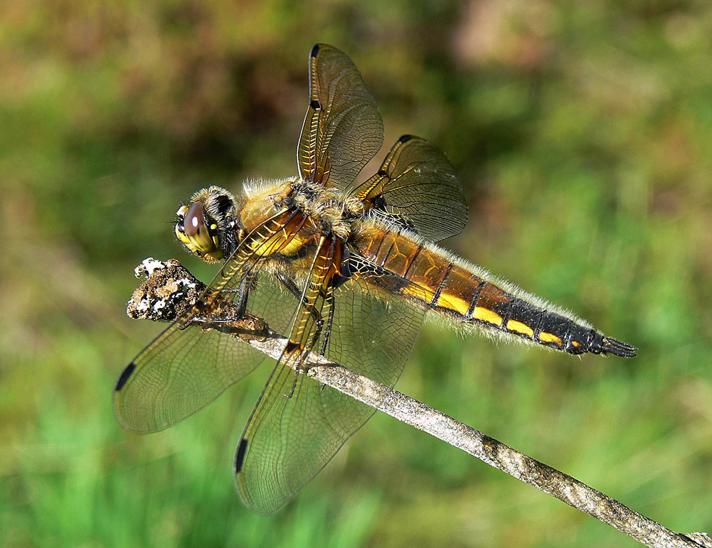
126;258;711;548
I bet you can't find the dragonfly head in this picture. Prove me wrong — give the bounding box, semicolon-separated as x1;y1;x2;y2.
175;186;240;263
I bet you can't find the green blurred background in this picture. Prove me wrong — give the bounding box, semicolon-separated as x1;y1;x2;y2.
1;1;711;546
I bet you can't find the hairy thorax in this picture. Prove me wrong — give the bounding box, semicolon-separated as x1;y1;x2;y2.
240;178;364;244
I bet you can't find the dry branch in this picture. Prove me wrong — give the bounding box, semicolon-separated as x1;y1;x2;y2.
126;258;710;548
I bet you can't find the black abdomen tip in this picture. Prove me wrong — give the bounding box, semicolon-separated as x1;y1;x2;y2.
601;337;638;358
115;361;136;391
589;331;637;358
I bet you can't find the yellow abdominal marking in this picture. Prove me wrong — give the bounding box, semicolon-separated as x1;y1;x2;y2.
571;340;581;348
472;307;503;326
539;332;562;346
403;285;503;327
506;320;534;337
435;293;470;316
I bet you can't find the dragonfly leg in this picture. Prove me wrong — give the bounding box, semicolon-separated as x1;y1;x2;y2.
295;309;324;374
234;273;257;318
319;292;335;356
276;272;323;324
211;272;255;318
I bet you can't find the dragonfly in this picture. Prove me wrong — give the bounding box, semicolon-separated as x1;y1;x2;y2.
115;43;636;514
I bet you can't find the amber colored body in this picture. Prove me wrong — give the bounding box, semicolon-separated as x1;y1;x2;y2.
226;171;631;358
119;44;636;516
352;219;619;356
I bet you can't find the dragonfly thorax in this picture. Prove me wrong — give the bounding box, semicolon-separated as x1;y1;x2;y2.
289;180;364;240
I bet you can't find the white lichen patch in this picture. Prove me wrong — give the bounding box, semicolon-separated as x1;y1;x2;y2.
135;298;150;314
175;278;197;290
135;257;167;278
128;258;206;322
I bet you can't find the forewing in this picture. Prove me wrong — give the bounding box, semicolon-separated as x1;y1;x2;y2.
114;210;305;433
297;44;384;190
357;135;468;241
235;275;425;514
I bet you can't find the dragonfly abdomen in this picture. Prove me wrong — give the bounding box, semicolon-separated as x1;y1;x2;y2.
355;222;636;358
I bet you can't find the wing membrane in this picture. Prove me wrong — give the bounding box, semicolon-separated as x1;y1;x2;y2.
357;135;468;241
235;269;425;514
297;44;383;190
114;323;266;433
113;210;306;432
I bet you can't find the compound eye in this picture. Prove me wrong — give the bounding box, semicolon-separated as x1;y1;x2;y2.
184;202;205;237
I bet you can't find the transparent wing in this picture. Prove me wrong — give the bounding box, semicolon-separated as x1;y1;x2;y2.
356;135;468;241
114;323;266;433
235;273;425;514
297;43;384;190
114;210;306;433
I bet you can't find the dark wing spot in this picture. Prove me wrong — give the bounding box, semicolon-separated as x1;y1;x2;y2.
310;44;320;58
115;361;136;391
234;438;249;473
310;99;321;110
398;134;414;143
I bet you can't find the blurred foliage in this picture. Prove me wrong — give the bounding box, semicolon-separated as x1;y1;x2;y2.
1;1;711;547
